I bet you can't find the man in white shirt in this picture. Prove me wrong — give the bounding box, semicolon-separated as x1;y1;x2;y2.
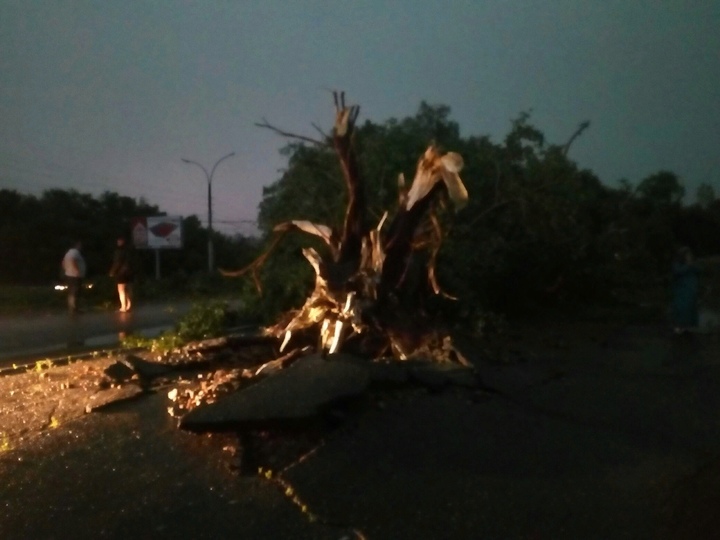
62;240;86;314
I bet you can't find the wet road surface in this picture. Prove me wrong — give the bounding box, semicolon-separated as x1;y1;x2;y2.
0;302;193;364
1;322;719;538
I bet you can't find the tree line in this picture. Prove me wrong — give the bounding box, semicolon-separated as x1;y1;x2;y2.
3;103;718;321
252;103;720;320
0;189;256;286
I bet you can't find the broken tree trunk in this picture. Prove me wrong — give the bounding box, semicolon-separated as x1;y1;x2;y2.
222;92;469;362
332;92;366;267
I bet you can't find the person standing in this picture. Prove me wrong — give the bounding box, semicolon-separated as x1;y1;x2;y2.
61;240;86;314
671;246;700;334
109;236;135;312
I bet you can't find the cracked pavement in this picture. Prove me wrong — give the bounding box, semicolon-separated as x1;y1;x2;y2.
1;320;719;539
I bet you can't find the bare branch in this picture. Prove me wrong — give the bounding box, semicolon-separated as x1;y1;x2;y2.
311;122;330;141
255;118;329;147
562;120;591;156
218;229;291;293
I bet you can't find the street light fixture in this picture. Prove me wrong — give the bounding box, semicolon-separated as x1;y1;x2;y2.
181;151;236;272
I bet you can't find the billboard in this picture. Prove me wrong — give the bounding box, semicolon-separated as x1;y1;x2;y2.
131;216;183;249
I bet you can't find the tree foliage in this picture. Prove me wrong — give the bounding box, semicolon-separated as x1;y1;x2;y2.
253;102;720;320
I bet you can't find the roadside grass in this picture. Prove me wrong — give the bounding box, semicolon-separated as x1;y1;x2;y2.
0;273;249;317
121;299;250;353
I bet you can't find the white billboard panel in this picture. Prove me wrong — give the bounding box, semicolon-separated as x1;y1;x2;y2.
131;216;183;249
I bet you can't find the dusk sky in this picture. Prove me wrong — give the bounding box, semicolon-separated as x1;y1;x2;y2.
2;1;719;236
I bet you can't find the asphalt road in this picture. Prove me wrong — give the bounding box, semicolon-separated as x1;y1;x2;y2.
0;301;194;364
1;322;720;538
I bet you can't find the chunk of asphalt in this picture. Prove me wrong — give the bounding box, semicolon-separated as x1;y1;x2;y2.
120;354;174;379
179;354;370;431
103;360;136;382
85;384;145;412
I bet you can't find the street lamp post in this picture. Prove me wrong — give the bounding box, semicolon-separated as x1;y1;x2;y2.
181;152;235;272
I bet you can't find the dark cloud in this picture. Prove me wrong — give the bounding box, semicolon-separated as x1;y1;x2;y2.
1;0;718;233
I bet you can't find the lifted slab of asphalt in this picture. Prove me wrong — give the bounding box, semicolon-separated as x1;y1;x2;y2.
1;322;719;539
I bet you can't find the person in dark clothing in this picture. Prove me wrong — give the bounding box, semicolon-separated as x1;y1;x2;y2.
109;237;135;312
670;246;700;334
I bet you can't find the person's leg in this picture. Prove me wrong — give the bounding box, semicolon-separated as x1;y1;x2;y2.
117;283;127;311
67;278;80;313
67;284;75;313
125;283;132;311
76;278;82;311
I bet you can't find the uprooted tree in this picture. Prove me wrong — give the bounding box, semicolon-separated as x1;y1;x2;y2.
222;93;469;363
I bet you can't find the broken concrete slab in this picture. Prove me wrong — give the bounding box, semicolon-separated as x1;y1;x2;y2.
333;354;479;390
85;384;145;412
366;359;410;386
471;360;564;397
179;354;369;431
183;337;231;354
120;354;174;379
182;333;273;355
103;360;136;382
409;362;478;390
